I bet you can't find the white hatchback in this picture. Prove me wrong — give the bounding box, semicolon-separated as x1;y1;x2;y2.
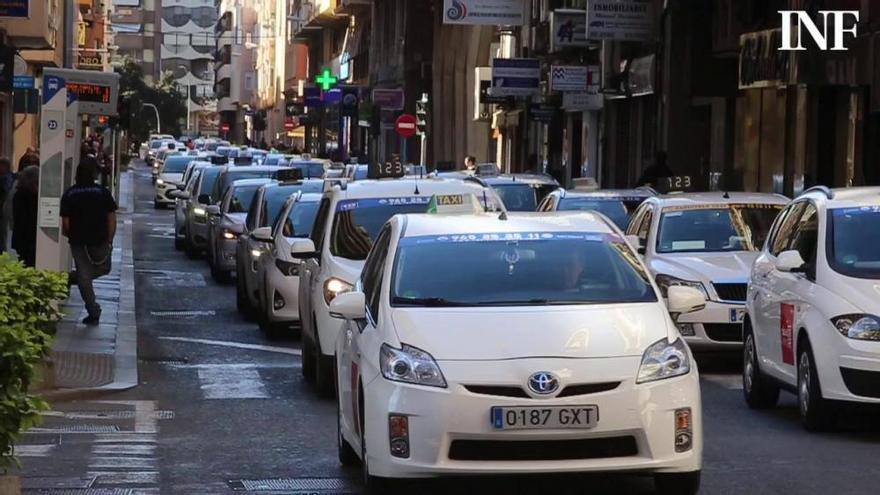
626;193;787;349
744;187;880;431
330;211;705;494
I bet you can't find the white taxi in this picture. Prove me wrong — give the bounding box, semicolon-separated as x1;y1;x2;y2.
330;210;704;494
744;187;880;431
294;166;502;396
626;193;787;349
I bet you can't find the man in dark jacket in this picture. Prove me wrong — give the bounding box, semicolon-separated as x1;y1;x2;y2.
18;147;40;171
60;161;118;325
12;166;39;266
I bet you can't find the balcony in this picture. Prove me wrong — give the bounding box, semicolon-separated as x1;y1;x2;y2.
216;62;233;82
218;95;236;112
0;0;61;50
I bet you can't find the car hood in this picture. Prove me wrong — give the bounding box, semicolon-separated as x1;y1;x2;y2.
220;213;247;233
651;251;758;284
390;303;672;360
830;276;880;315
160;172;184;183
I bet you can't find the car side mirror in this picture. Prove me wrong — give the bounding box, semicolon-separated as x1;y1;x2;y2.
666;286;706;319
252;226;273;243
626;234;645;255
776;250;807;273
329;291;366;320
168;190;181;199
290;238;317;259
176;191;191;200
197;194;211;204
206;205;221;216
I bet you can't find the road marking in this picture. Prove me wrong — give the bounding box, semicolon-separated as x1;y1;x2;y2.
91;444;157;455
702;373;744;390
167;362;300;369
88;471;159;484
150;310;216;317
159;336;302;356
14;444;56;457
198;368;269;399
89;456;158;469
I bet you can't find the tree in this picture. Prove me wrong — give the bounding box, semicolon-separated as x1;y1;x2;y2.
115;58;187;144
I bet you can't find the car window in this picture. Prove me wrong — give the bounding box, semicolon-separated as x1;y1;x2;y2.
536;195;553;212
198;167;223;200
391;232;657;306
657;204;782;253
186;171;201;193
492;183;538;211
245;190;263;231
225;185;260;214
280;200;320;239
311;198;333;253
637;206;654;243
362;226;392;321
788;202;819;267
163;157;193;173
828;206;880;279
329;197;431;260
559;198;632;230
770;202;807;256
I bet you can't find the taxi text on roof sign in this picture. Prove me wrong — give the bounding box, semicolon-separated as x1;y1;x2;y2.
426;194;484;215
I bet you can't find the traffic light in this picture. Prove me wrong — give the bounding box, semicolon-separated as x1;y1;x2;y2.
416;94;428;135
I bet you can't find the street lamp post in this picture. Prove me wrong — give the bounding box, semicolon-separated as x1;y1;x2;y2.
178;65;192;136
142;103;161;134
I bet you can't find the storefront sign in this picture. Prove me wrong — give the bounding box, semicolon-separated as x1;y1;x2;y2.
529;103;559;123
492;58;540;97
550;65;589;92
443;0;524;26
77;52;103;70
739;29;795;89
13;75;34;89
372;88;404;110
586;0;653;41
0;0;29;18
304;86;324;106
550;9;588;51
562;67;602;111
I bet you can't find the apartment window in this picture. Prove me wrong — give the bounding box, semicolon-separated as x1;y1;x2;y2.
115;0;140;5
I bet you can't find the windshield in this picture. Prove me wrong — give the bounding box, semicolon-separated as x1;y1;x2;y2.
151;141;164;149
198;168;222;198
829;207;880;279
280;201;320;238
227;185;260;214
264;155;283;166
216;170;275;200
559;198;644;230
330;197;432;260
392;232;657;306
290;162;326;179
657;204;782;253
491;183;540;211
163;156;194;173
263;183;322;227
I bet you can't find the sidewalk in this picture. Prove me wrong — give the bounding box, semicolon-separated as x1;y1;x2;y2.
43;171;138;395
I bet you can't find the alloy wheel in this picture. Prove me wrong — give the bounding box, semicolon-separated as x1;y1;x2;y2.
799;351;811;416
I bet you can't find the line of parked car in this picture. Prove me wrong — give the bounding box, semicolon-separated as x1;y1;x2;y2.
151;143;879;493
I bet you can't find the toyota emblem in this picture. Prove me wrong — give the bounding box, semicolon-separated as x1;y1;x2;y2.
527;372;559;395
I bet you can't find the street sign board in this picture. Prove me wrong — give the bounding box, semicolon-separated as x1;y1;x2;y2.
491;58;540;97
551;9;588;51
304;86;323;107
529;103;559;123
221;123;230;132
0;0;29;18
550;65;589;92
586;0;653;41
284;118;295;130
395;114;417;138
43;68;119;115
13;75;35;89
372;88;404;110
443;0;524;26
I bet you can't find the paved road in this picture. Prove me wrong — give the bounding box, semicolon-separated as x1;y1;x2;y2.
18;162;880;494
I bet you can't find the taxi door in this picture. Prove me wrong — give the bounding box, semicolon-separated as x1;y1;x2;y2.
300;197;333;343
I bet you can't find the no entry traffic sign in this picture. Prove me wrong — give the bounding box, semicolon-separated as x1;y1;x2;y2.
395;114;417;138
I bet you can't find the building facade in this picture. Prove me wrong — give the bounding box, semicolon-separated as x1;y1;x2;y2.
110;0;160;84
215;0;257;143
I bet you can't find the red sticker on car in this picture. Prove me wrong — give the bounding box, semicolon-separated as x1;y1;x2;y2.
781;303;795;365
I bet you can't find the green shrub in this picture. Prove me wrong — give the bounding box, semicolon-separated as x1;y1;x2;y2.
0;254;68;473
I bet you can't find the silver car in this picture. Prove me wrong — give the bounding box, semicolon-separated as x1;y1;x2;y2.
171;162;211;250
182;166;225;257
206;178;274;283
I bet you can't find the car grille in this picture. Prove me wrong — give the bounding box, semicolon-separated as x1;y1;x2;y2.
448;436;638;461
840;367;880;398
463;382;620;399
703;323;743;342
713;283;748;302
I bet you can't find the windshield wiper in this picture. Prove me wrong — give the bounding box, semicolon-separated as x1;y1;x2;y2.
391;296;469;307
473;299;551;306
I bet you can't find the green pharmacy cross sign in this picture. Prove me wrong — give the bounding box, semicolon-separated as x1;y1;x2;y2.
315;68;338;91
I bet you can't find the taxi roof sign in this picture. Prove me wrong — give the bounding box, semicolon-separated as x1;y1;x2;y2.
368;161;405;180
275;168;304;182
426;193;485;215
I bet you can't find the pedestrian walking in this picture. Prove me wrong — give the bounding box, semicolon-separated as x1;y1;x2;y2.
17;147;40;171
0;157;16;253
60;161;118;325
11;166;39;267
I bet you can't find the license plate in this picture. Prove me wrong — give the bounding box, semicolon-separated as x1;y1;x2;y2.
491;405;599;430
730;308;745;323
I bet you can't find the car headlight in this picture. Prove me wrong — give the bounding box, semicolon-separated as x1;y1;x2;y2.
156;179;165;185
192;207;206;217
380;343;447;388
222;229;237;240
275;258;299;277
637;338;691;384
323;277;353;305
832;314;880;341
655;274;707;299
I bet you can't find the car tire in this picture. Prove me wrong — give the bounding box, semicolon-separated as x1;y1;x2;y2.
313;328;335;398
742;324;780;409
153;200;160;209
236;269;253;319
654;471;700;495
174;235;184;251
798;338;836;432
302;335;316;383
337;384;360;467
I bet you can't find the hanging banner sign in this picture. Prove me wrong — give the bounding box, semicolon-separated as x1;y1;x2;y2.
551;9;588;51
586;0;654;41
443;0;524;26
491;58;540;97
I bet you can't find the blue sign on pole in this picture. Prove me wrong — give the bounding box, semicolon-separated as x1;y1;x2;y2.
0;0;30;18
491;58;541;97
13;75;35;89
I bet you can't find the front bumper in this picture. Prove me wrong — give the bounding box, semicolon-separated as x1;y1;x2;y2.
264;262;301;323
361;357;702;478
155;181;179;205
215;238;238;271
677;301;745;350
187;214;209;249
811;324;880;404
